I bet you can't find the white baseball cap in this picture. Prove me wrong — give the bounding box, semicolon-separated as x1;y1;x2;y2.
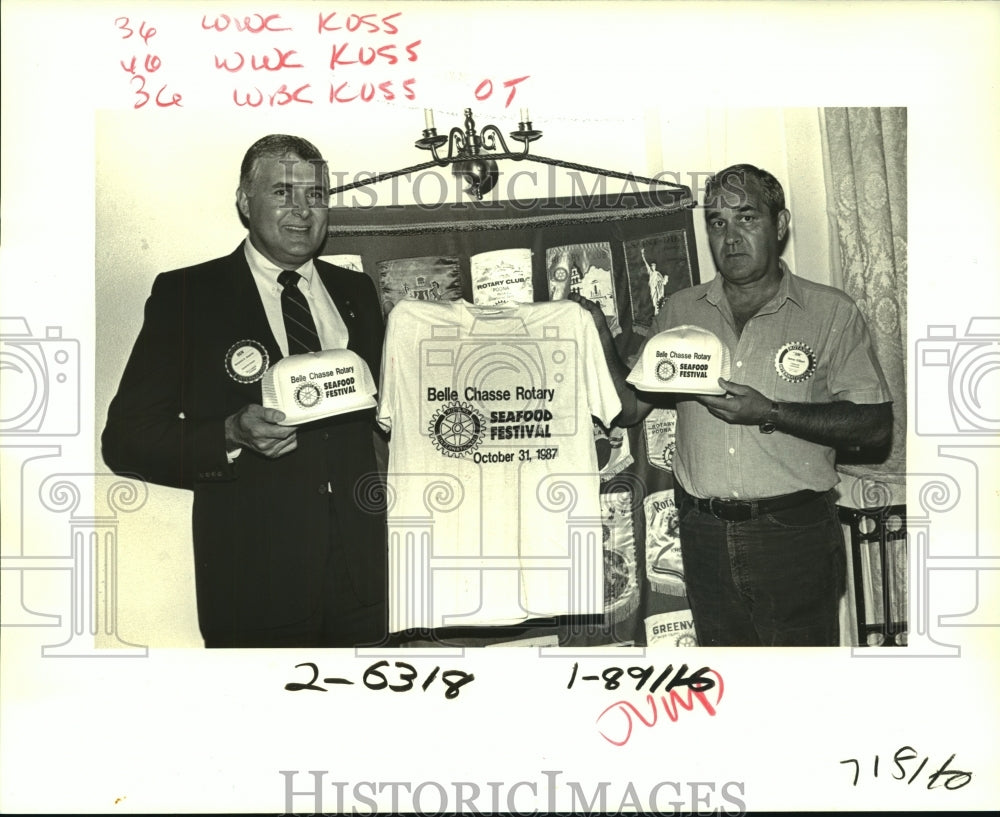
627;324;731;395
262;348;377;424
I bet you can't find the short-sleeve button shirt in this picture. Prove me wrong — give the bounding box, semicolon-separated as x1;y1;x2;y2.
649;262;892;500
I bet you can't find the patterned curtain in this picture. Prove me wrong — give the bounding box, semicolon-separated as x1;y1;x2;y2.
822;107;907;480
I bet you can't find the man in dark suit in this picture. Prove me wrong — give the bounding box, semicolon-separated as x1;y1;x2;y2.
102;134;387;648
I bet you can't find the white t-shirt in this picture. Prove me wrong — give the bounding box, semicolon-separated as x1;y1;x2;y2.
378;299;622;631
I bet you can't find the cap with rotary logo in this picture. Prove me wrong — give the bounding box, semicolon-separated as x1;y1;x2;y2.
627;324;731;395
261;348;377;425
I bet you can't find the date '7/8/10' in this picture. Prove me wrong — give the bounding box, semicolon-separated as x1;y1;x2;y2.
840;746;972;790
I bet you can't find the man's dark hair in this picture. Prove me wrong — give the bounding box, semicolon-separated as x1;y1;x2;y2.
239;134;324;190
704;163;786;221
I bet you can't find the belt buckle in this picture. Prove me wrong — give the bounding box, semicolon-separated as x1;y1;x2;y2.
708;497;725;520
707;496;755;521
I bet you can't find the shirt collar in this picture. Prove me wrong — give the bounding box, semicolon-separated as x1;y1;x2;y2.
780;259;804;307
703;258;803;309
243;238;317;291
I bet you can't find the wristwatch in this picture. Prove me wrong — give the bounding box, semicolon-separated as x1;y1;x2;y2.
759;401;780;434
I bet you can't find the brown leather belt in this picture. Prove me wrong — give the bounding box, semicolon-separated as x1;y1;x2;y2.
691;489;824;522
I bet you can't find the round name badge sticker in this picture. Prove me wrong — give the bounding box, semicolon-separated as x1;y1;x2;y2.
774;341;816;383
225;340;269;384
655;359;677;383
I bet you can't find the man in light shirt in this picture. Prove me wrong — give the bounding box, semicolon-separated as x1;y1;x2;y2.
573;164;893;646
103;135;387;647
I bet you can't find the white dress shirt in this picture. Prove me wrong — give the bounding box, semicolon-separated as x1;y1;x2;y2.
244;239;349;355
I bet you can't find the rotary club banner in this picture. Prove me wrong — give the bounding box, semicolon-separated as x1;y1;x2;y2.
324;189;700;645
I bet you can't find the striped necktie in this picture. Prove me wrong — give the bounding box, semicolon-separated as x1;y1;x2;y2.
277;270;321;354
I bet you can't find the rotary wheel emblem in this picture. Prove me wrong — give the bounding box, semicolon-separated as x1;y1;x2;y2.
661;441;675;470
655;359;677;382
428;401;486;457
676;633;697;648
294;382;321;409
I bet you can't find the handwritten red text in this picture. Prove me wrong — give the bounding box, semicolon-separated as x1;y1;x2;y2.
475;75;530;108
328;41;421;70
115;10;529;109
115;17;183;108
594;671;725;746
214;49;304;72
232;84;314;107
317;11;402;35
201;14;291;33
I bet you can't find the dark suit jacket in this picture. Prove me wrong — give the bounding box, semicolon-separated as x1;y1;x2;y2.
102;246;386;642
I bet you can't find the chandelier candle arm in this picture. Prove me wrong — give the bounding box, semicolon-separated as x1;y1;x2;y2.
412;106;545;199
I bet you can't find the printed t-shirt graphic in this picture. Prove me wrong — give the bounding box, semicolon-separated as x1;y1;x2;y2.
378;299;622;631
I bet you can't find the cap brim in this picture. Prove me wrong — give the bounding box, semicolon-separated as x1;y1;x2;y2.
277;394;378;425
633;382;727;396
627;369;727;396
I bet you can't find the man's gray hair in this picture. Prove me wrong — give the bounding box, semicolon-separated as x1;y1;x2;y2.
239;134;324;190
704;164;786;220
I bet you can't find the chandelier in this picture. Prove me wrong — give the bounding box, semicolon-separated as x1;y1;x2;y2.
415;107;542;200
